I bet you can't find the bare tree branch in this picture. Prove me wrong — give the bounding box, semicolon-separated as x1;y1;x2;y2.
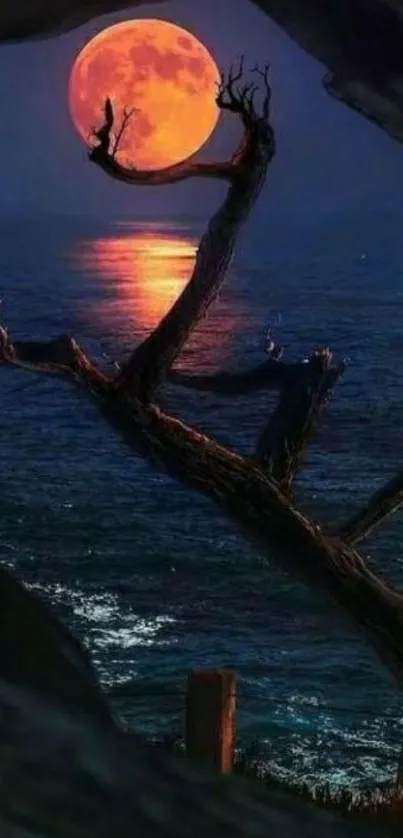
216;57;245;109
0;329;110;389
216;57;260;123
90;150;236;185
2;328;403;688
338;470;403;546
167;347;336;396
86;64;275;404
251;62;272;121
88;96;235;185
256;348;346;492
111;105;137;159
167;360;287;394
90;63;275;401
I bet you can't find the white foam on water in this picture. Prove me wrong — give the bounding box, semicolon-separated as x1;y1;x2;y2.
24;580;177;653
257;687;403;787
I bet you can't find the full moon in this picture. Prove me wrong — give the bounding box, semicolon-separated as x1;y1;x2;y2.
68;19;221;171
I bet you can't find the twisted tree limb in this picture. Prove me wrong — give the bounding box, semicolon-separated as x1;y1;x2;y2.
89;151;236;186
2;64;403;691
2;325;403;687
89;67;275;400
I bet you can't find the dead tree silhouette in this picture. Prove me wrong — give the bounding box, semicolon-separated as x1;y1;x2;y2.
2;60;403;686
1;60;403;837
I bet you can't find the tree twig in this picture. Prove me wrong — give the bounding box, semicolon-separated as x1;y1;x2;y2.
1;328;403;687
338;469;403;546
251;62;272;121
111;105;137;159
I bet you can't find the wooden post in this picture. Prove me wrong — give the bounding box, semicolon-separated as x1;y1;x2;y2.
185;668;236;774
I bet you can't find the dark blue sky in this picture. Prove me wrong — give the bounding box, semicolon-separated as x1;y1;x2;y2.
1;0;403;218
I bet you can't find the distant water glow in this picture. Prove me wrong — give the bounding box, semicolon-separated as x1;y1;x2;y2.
85;230;196;328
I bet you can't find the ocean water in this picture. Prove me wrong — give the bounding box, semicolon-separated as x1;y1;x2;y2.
1;211;403;790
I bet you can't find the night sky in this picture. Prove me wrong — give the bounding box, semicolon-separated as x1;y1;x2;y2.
1;0;403;219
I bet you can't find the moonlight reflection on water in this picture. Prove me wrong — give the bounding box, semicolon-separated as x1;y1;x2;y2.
74;223;246;367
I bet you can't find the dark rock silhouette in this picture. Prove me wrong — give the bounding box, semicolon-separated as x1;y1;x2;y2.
0;565;113;724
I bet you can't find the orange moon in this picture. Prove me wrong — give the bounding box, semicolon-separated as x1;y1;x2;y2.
68;19;221;171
